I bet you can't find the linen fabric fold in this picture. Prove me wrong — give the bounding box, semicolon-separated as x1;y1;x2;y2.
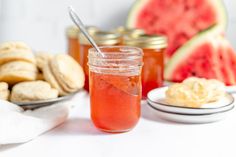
0;100;70;145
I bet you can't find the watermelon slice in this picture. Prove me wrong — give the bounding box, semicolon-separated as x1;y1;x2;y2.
164;29;236;86
126;0;227;59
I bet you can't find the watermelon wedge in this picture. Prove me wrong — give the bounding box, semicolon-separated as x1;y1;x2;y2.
164;28;236;86
126;0;227;60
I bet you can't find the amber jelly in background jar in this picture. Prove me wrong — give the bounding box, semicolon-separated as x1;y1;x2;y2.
124;34;167;99
88;46;143;133
80;31;121;91
66;26;99;66
66;26;80;64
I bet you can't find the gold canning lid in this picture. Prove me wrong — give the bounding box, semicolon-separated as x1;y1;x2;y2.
66;26;80;38
124;34;168;49
80;31;121;45
85;26;99;35
115;26;145;37
66;25;99;38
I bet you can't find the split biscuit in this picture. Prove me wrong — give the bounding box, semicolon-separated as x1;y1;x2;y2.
0;82;9;100
0;61;38;85
0;42;36;65
10;80;58;102
42;54;84;96
50;54;85;93
35;52;53;71
42;62;68;96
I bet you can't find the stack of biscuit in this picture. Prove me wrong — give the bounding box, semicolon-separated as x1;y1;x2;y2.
0;42;38;85
0;41;85;103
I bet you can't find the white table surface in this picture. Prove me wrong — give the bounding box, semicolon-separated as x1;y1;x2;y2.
1;91;236;157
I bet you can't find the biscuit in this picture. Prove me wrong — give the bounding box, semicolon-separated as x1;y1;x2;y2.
0;61;38;85
0;90;10;100
0;42;36;65
0;82;8;90
50;54;84;93
10;81;59;102
35;52;53;71
0;82;9;100
42;62;68;96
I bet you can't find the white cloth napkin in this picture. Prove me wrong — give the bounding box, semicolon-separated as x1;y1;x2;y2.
0;99;71;145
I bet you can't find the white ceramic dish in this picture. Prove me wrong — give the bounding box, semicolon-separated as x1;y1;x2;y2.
147;87;234;115
147;104;234;124
225;85;236;94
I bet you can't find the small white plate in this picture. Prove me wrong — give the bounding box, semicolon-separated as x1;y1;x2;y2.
147;104;234;124
147;87;234;115
226;85;236;94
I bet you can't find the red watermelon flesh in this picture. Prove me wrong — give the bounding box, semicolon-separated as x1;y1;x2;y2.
127;0;227;59
168;41;220;82
224;41;236;85
217;38;236;85
165;35;236;85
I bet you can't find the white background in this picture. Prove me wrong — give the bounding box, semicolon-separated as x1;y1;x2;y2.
0;0;235;53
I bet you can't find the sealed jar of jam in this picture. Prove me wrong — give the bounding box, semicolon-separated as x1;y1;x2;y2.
114;26;145;44
80;31;121;91
124;34;167;98
66;26;99;65
88;46;143;132
66;26;80;64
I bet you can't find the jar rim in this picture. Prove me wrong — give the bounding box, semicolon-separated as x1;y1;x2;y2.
88;46;143;64
88;46;143;57
88;46;143;72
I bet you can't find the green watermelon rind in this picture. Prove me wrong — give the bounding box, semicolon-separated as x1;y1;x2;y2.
126;0;150;27
164;25;221;80
211;0;228;30
126;0;227;31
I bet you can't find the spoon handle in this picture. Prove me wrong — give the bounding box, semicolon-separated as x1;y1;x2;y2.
68;6;103;56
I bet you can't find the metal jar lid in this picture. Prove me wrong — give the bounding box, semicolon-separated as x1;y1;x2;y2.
66;26;80;38
80;31;121;45
66;25;99;39
115;26;145;37
85;26;99;35
124;34;168;49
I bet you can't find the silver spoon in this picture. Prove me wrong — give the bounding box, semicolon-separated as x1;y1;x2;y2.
68;6;104;57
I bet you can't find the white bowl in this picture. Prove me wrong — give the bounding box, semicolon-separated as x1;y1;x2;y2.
147;87;234;115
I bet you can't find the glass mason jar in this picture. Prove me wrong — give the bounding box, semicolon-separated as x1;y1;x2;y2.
66;26;80;64
80;31;121;91
66;26;99;66
124;34;167;99
88;46;143;133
